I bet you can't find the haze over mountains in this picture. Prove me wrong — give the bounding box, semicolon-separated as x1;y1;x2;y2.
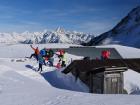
86;6;140;48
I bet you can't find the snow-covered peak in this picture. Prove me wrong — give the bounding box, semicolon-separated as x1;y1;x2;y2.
114;6;140;32
86;6;140;48
128;6;140;18
55;26;65;34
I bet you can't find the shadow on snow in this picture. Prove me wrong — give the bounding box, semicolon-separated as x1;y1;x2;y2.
25;64;88;93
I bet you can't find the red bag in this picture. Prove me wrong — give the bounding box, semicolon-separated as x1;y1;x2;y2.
56;62;61;69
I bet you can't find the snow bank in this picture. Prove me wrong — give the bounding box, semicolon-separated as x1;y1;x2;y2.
53;70;89;92
124;69;140;94
41;68;89;92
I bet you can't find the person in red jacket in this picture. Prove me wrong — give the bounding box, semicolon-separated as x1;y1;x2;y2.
101;50;110;60
30;45;40;61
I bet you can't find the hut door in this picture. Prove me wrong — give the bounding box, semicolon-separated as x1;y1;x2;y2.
104;73;121;94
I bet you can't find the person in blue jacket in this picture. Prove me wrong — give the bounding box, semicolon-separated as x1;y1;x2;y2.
37;54;46;72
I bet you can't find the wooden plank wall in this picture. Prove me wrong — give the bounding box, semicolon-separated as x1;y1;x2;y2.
63;58;140;74
124;59;140;73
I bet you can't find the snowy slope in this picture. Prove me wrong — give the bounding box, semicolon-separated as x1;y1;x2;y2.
0;27;93;44
0;59;140;105
87;6;140;48
0;44;140;105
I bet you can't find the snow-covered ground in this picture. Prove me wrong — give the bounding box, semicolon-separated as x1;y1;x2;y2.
0;44;140;105
0;44;81;58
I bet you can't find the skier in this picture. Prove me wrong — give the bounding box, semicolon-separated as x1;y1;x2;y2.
37;54;46;72
30;45;39;61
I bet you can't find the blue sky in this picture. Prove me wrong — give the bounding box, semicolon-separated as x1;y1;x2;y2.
0;0;139;35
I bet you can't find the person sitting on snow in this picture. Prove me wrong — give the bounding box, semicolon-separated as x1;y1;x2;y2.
30;45;40;61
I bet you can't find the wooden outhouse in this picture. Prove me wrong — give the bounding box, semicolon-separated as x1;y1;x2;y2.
89;66;127;94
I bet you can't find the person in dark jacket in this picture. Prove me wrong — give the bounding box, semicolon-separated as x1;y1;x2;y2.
61;51;66;67
37;54;46;72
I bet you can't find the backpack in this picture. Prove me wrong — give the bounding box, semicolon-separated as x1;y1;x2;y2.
40;49;46;56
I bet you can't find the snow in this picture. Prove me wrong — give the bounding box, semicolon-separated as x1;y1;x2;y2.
124;69;140;94
0;44;140;105
0;44;81;58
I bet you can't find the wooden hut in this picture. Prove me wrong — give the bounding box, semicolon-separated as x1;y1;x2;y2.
53;47;140;94
63;59;128;94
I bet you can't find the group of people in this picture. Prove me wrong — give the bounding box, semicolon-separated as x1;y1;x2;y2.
29;45;111;72
29;45;66;72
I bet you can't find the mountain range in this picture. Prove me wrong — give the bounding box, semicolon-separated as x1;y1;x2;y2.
0;27;94;44
85;6;140;48
1;6;140;48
